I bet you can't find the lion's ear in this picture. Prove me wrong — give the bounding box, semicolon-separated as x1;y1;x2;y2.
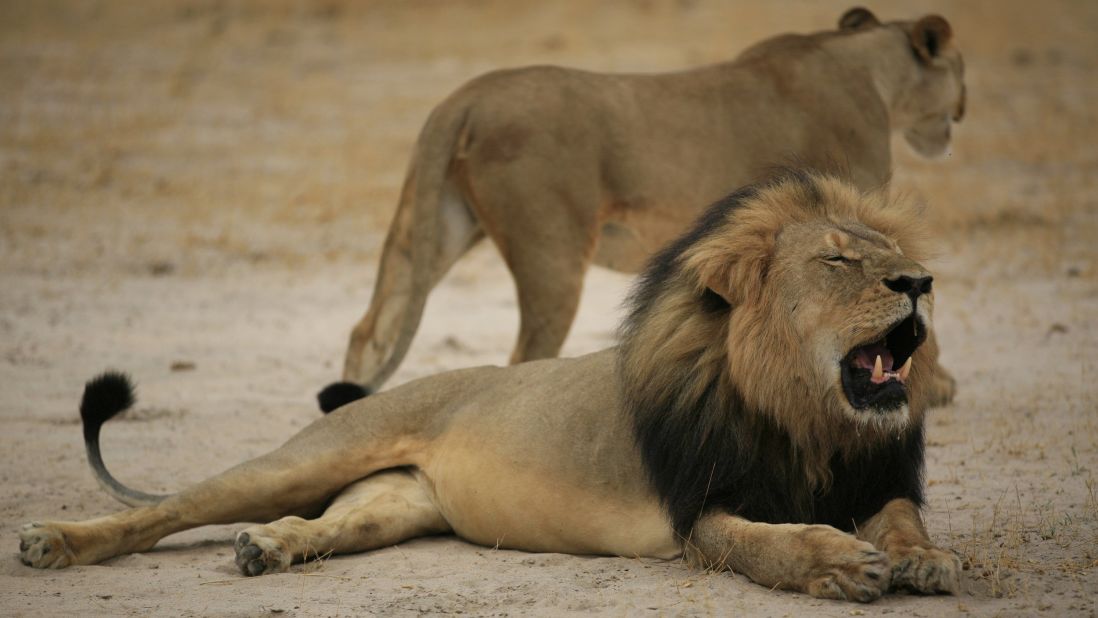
838;7;879;31
910;15;953;63
691;241;773;307
698;263;736;305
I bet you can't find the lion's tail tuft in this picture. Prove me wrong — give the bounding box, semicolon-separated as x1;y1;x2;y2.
317;381;372;414
80;371;170;507
80;371;135;441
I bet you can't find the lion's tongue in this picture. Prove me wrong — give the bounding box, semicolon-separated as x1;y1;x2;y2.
853;345;894;372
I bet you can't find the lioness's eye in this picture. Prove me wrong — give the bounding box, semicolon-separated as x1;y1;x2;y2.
823;255;850;264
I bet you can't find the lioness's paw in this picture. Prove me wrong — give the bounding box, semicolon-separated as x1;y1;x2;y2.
798;527;891;603
19;522;75;569
889;545;960;594
234;530;291;576
925;366;957;408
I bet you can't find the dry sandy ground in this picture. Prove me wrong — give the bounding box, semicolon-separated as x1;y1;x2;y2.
1;1;1097;616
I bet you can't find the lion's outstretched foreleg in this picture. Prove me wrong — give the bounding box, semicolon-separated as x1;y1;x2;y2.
233;469;450;576
686;512;891;603
856;498;960;594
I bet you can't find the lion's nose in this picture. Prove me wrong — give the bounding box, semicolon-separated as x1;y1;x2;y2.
884;275;933;299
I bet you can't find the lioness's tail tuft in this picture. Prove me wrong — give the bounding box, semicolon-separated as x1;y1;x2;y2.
80;371;135;441
317;382;372;414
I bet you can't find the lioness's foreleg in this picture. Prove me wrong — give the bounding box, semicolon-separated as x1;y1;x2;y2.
233;469;450;576
922;331;957;407
687;512;891;603
856;498;960;594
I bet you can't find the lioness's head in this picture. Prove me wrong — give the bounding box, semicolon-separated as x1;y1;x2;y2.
621;171;935;443
839;7;966;157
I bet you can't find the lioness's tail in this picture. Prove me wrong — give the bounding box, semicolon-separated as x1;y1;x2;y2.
332;97;483;411
80;372;170;507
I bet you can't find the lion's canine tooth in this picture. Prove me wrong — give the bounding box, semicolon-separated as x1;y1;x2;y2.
872;355;884;382
899;357;912;382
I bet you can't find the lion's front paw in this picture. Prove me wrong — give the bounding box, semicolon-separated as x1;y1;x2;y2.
795;526;891;603
234;529;291;576
889;545;960;594
19;522;75;569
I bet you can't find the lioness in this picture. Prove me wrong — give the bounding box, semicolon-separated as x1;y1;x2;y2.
338;7;965;401
21;172;959;602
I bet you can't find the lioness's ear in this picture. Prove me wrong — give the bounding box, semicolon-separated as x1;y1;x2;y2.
838;7;879;30
910;15;953;63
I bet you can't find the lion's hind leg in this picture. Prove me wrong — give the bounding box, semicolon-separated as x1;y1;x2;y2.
234;468;449;576
688;512;891;603
19;505;183;569
20;407;419;569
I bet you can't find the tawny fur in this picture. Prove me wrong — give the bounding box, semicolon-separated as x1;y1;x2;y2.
340;8;966;396
621;175;935;504
20;172;960;603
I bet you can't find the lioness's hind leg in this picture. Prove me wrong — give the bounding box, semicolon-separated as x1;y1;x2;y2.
508;255;588;364
464;157;599;365
490;215;592;364
234;469;449;576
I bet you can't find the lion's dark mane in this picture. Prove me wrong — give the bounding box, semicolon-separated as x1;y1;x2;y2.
618;176;925;540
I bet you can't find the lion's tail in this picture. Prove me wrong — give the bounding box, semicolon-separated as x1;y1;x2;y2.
80;372;170;507
328;96;480;413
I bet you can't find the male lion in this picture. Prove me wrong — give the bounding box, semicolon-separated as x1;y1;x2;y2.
337;7;965;401
20;172;959;602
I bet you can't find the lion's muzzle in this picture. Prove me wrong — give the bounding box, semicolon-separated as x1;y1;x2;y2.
841;312;927;412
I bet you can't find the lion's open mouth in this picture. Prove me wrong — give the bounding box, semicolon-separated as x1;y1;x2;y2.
840;313;926;411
